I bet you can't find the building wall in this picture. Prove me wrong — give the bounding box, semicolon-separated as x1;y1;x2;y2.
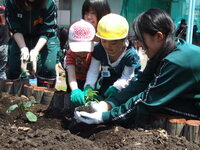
62;0;122;26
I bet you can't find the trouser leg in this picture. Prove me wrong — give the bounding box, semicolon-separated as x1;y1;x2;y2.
7;40;23;80
36;39;59;88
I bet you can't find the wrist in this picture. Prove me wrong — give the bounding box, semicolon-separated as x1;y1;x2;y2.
84;85;94;91
20;47;28;51
99;101;111;111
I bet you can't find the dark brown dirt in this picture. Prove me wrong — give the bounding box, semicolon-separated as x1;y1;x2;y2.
0;92;200;150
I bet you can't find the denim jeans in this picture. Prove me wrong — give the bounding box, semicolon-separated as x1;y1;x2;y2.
0;44;8;80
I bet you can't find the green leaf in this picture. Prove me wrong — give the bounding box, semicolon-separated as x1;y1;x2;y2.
6;104;18;114
26;111;37;122
23;100;36;108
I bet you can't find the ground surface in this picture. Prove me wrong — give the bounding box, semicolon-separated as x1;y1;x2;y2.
0;93;200;150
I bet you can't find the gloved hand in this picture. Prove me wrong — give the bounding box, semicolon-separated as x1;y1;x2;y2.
84;86;94;96
104;86;118;98
74;110;103;124
30;49;39;73
71;89;86;106
86;101;109;112
20;47;29;61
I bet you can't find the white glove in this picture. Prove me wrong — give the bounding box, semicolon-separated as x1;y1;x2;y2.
30;49;39;73
21;59;27;72
20;47;29;61
74;110;103;124
87;101;108;113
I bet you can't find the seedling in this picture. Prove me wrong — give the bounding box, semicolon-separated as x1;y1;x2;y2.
84;89;99;105
6;100;37;122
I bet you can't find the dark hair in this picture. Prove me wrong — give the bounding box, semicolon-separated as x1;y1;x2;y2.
133;8;176;70
57;26;69;49
14;0;47;11
82;0;111;22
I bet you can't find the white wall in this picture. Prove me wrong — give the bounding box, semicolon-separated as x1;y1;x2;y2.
57;10;70;26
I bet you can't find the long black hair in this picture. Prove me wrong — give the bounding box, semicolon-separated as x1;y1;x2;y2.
133;8;176;71
14;0;47;11
82;0;111;22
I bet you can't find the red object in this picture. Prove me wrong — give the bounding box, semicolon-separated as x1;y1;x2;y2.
0;6;6;10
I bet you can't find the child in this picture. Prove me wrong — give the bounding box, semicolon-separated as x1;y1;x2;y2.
66;19;96;106
75;8;200;125
73;13;141;106
82;0;111;42
6;0;60;88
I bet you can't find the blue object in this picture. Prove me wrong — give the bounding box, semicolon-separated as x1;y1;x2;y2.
29;78;37;85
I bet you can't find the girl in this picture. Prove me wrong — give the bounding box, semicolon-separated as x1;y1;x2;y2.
66;0;111;105
82;0;111;42
6;0;60;88
75;8;200;124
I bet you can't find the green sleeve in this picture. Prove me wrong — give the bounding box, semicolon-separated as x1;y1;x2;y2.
103;60;195;123
5;0;23;34
39;0;58;40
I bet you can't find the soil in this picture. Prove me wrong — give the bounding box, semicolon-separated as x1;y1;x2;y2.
0;92;200;150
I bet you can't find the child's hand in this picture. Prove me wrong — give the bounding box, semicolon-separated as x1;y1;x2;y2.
70;89;85;106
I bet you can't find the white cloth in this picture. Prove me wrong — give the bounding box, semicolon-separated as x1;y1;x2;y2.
74;111;103;124
84;57;101;89
30;49;39;73
113;66;135;91
20;47;29;61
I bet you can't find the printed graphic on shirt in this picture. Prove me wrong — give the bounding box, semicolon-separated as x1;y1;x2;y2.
101;66;110;77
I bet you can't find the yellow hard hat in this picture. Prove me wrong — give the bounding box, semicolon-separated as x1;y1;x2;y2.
96;13;129;40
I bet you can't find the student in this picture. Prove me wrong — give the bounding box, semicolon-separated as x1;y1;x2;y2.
0;6;9;80
56;26;68;84
74;8;200;124
72;13;141;106
66;19;95;106
64;0;111;94
175;19;187;39
5;0;60;88
82;0;111;42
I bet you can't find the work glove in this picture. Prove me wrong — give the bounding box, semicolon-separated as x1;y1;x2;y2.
70;89;86;106
74;110;103;124
104;86;118;98
86;101;108;113
30;49;39;74
20;47;29;61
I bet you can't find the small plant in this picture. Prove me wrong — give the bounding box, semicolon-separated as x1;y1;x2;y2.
6;100;37;122
84;89;99;105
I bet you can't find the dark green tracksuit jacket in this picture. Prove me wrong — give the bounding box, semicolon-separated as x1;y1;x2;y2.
6;0;60;87
102;39;200;123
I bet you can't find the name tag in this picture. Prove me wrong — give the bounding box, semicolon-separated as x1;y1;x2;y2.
101;66;110;77
17;13;22;18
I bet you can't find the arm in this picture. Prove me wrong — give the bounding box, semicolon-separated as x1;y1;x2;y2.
6;0;26;49
33;37;47;52
102;60;195;123
13;33;26;49
67;67;78;90
66;50;78;90
112;66;135;91
39;0;58;40
5;0;23;35
84;57;101;89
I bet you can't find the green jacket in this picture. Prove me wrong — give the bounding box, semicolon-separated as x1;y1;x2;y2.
103;39;200;123
5;0;58;40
